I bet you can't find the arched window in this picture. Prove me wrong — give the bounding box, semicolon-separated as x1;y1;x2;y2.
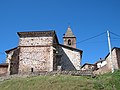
68;39;72;45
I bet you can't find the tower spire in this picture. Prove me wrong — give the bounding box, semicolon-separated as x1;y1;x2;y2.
63;26;76;48
64;26;75;37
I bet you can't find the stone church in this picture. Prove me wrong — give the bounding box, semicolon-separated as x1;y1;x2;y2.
1;27;83;75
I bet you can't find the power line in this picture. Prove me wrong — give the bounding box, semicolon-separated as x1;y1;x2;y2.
111;38;120;39
110;31;120;38
76;32;106;44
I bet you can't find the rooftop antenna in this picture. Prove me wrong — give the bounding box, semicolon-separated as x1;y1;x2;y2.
107;30;114;73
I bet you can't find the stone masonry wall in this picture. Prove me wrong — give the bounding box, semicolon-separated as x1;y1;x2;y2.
95;48;119;74
18;36;54;73
5;48;19;75
63;38;76;48
93;65;111;75
6;51;13;75
0;67;8;76
58;46;81;71
19;46;53;73
116;48;120;68
10;48;19;75
19;37;53;46
106;49;119;71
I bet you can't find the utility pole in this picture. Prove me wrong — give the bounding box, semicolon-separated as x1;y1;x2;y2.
107;31;114;73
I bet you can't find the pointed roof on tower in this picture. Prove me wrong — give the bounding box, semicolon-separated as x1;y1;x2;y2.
64;26;75;37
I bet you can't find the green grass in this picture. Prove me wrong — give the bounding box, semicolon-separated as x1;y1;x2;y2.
0;70;120;90
93;70;120;90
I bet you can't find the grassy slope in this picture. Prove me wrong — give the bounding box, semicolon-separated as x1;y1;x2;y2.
0;70;120;90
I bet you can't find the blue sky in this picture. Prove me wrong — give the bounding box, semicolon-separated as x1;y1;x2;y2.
0;0;120;64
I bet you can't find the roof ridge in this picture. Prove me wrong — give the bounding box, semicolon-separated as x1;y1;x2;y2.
59;44;83;52
17;30;56;37
17;30;55;33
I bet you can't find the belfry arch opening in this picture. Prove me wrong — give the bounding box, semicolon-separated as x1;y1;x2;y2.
68;39;72;45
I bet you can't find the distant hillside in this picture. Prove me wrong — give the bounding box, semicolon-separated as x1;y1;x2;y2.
0;70;120;90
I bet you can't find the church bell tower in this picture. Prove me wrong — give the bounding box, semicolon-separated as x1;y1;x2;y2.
63;26;76;48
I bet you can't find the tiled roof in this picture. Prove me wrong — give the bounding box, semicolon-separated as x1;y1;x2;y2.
17;30;56;37
5;47;18;54
59;44;83;53
0;63;8;67
17;30;59;44
81;63;96;68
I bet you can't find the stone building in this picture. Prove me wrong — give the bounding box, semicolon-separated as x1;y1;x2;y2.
3;27;83;75
95;59;107;69
81;63;97;71
0;63;8;76
94;47;120;74
63;26;76;48
81;47;120;75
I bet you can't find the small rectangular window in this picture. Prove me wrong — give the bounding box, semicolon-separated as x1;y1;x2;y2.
31;68;33;72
